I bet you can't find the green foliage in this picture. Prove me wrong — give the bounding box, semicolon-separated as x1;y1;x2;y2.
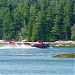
71;25;75;40
0;0;75;41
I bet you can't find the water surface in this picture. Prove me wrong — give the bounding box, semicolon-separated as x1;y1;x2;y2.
0;46;75;75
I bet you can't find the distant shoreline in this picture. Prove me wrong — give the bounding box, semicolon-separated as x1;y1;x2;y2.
49;41;75;46
53;53;75;58
0;40;75;46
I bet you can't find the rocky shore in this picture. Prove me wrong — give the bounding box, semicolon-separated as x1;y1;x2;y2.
0;40;75;46
49;41;75;46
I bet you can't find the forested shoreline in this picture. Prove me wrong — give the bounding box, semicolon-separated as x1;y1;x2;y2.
0;0;75;41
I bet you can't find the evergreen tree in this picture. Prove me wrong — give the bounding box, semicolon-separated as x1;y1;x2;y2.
63;0;73;40
71;25;75;40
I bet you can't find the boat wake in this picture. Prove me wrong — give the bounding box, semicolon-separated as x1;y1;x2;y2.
0;44;36;49
0;45;53;49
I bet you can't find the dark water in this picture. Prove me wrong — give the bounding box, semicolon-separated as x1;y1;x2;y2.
0;46;75;75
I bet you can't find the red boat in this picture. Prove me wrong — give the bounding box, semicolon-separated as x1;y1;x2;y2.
31;40;49;48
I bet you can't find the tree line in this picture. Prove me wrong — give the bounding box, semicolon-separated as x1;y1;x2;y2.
0;0;75;41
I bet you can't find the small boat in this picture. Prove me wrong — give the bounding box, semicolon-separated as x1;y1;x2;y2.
31;40;49;48
31;44;49;48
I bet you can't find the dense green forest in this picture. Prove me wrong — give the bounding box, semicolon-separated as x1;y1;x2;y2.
0;0;75;41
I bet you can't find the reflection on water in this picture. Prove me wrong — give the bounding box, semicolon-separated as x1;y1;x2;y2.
0;45;75;75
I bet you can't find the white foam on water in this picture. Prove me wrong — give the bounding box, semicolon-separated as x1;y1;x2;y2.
0;44;36;49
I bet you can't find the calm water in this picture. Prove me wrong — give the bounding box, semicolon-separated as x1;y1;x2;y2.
0;45;75;75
